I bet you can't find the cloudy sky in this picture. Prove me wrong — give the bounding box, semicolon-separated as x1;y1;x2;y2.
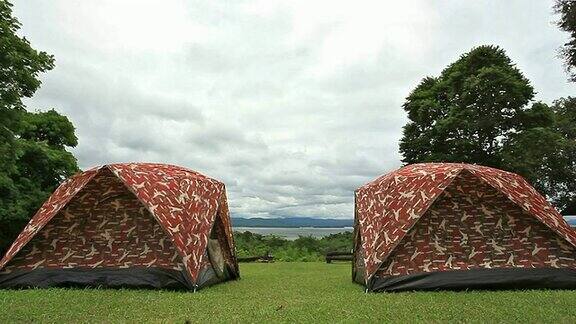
14;0;574;219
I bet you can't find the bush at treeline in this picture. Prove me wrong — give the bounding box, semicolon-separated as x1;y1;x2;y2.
233;231;353;262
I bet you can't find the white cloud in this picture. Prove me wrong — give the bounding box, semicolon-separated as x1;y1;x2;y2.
14;0;573;219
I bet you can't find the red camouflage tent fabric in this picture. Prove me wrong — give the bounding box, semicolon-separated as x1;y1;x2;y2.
353;163;576;292
0;163;239;290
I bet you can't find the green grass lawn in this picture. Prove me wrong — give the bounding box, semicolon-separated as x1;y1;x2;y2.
1;262;576;323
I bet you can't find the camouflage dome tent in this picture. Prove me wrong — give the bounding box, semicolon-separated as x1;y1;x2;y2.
0;163;239;291
354;163;576;292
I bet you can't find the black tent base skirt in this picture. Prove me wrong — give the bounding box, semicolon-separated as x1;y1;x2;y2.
368;268;576;292
0;267;195;290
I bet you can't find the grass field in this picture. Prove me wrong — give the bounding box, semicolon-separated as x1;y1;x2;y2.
1;262;576;323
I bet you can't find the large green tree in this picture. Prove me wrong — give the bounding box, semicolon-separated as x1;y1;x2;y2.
548;97;576;214
0;1;79;254
555;0;576;82
400;45;574;214
400;45;535;166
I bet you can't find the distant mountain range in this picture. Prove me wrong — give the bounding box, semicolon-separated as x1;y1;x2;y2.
232;217;353;228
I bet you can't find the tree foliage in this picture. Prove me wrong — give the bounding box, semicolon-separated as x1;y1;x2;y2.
0;1;79;254
546;97;576;214
555;0;576;82
400;45;575;214
234;231;353;262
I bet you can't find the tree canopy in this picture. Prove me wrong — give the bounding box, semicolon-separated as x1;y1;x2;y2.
400;45;575;214
0;1;79;254
547;97;576;214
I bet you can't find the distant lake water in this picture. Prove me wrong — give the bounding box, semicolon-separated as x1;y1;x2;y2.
234;218;575;239
233;227;353;240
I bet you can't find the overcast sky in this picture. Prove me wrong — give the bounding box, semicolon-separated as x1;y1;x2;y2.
14;0;574;219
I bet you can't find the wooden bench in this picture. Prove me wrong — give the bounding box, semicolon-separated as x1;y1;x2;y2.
325;251;353;263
